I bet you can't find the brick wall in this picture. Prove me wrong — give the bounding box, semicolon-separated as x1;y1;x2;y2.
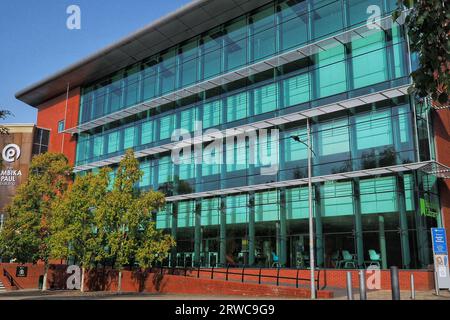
0;264;435;294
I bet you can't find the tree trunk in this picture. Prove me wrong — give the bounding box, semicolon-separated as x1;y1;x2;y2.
117;270;122;293
80;267;85;292
42;264;49;291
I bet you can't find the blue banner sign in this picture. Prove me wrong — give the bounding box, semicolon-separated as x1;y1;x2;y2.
432;228;448;255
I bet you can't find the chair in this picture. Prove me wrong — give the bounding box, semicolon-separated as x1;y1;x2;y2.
331;251;340;268
271;252;280;268
368;249;381;268
340;250;356;269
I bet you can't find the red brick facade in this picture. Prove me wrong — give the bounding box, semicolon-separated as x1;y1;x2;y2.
433;109;450;242
36;87;80;165
0;264;435;296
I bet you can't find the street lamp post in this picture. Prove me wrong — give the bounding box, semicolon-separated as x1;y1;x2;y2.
291;117;316;299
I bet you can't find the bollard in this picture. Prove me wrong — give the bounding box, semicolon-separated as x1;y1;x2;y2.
346;271;353;300
359;269;367;300
434;271;440;296
410;274;415;300
390;266;400;300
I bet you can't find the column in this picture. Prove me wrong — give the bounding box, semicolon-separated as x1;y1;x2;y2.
219;197;227;266
353;179;365;268
279;189;287;267
378;215;388;269
170;202;178;267
248;193;256;266
397;174;411;269
314;184;324;268
194;200;202;267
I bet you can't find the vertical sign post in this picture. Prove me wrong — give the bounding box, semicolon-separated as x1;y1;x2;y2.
431;228;450;290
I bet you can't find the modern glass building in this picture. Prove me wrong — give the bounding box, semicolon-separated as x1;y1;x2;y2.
16;0;450;270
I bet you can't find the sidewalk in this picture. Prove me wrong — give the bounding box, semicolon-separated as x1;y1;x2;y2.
333;289;450;300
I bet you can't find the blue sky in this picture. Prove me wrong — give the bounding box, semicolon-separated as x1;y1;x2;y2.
0;0;191;124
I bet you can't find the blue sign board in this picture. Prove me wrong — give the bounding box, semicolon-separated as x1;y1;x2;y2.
432;228;448;255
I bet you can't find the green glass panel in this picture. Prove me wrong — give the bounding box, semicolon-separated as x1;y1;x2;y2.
356;109;393;149
109;75;123;113
107;131;120;154
203;100;222;128
158;156;173;185
180;107;197;133
360;176;397;214
93;135;104;158
159;114;175;140
141;120;154;145
284;128;307;161
404;174;414;211
255;190;279;222
312;0;343;39
283;73;310;108
178;201;195;228
160;50;176;94
225;18;248;71
201;198;220;226
123;126;136;150
179;153;195;180
142;61;158;101
227;91;248;122
124;67;140;107
285;187;310;220
202;29;222;80
139;161;152;187
156;204;172;229
254;83;277;115
279;0;308;51
348;0;383;27
180;41;198;88
323;181;354;217
392;26;406;78
317;45;347;98
319;118;350;156
352;31;387;89
252;6;276;61
226;138;248;172
226;194;248;224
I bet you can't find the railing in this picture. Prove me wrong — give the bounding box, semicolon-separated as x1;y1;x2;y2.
157;265;324;291
2;268;22;290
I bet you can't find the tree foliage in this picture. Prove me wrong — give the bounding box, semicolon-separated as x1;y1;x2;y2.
0;109;11;135
0;153;72;263
49;168;110;268
395;0;449;105
50;149;175;270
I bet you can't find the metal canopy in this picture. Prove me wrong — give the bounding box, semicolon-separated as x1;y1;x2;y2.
165;162;431;202
64;14;400;134
419;161;450;179
72;84;410;173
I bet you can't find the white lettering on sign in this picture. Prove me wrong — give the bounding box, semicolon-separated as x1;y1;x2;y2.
2;144;21;163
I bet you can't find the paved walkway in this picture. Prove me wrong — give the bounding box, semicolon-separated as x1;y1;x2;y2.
0;289;449;300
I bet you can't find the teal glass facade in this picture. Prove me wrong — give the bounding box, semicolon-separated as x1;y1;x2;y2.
74;0;441;269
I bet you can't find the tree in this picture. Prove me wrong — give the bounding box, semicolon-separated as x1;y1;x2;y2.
95;149;175;291
0;153;72;290
49;168;110;291
395;0;449;105
49;149;174;292
0;110;12;135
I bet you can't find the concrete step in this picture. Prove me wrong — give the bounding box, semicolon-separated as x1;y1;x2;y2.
0;279;6;291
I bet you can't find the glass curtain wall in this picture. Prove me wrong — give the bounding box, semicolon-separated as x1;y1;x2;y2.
78;0;398;124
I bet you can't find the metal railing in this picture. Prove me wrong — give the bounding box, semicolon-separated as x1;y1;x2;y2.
2;268;21;289
157;264;323;290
